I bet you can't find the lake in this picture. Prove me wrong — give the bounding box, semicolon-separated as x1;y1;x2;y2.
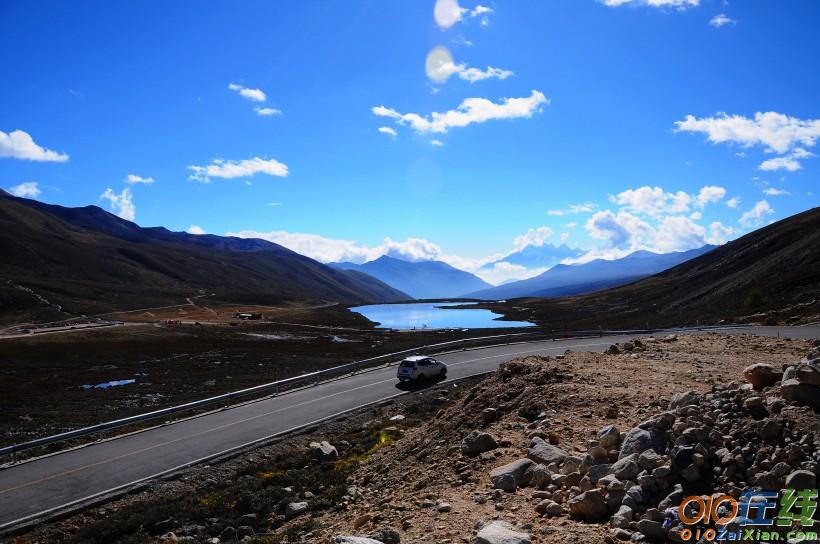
348;301;534;330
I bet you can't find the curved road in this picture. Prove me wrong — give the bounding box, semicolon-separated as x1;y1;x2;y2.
0;325;817;532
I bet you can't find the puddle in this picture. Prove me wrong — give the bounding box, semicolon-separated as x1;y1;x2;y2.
242;333;313;341
80;379;136;390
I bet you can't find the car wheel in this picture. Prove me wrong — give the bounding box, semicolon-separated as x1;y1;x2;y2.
416;373;425;383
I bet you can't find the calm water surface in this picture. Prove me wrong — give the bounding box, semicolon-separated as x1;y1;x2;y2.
349;301;534;330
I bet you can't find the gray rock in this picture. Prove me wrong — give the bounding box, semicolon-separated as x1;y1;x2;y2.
638;450;662;470
587;463;612;483
611;454;641;481
785;470;816;490
611;505;633;529
638;519;666;540
781;379;820;409
535;499;562;517
568;489;607;521
527;437;568;465
490;459;534;492
527;463;551;490
669;391;700;409
370;528;401;544
474;520;531;544
332;538;384;544
462;431;499;457
309;440;338;460
285;501;308;520
619;428;655;459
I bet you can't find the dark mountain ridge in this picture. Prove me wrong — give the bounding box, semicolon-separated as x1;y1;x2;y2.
0;191;408;323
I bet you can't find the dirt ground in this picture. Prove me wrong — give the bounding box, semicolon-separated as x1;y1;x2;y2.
7;332;816;544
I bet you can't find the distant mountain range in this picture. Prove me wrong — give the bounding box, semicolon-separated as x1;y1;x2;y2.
0;191;408;323
330;255;491;299
490;207;820;328
481;243;584;271
466;246;716;300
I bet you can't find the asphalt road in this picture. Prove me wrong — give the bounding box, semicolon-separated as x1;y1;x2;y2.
0;325;817;531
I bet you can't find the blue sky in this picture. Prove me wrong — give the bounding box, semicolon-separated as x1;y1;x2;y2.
2;0;818;284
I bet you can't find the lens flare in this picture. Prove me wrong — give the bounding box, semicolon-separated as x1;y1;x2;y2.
434;0;464;29
425;46;456;83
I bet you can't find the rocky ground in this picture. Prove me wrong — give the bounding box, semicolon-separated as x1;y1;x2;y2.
7;332;819;544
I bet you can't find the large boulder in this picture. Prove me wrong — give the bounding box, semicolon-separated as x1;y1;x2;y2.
490;459;534;492
743;364;782;389
462;431;499;457
568;489;608;521
527;437;568;465
474;520;531;544
619;427;658;459
781;379;820;409
785;470;817;490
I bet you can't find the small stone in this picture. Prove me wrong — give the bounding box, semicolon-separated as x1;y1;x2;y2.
475;520;531;544
462;430;499;457
568;489;607;521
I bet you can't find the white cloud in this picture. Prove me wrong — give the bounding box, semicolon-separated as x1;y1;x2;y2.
759;148;815;171
0;129;69;162
255;107;282;116
707;221;736;244
726;196;741;208
602;0;699;9
739;200;774;228
689;211;702;220
577;205;723;263
709;14;736;27
547;202;597;216
457;65;514;83
512;227;553;251
696;185;726;207
586;210;654;248
560;232;571;242
431;139;444;147
610;185;726;217
425;47;513;84
187;225;206;235
378;126;397;138
565;221;577;229
8;181;41;198
228;83;266;102
372;90;548;134
763;188;791;196
675;112;820;155
100;188;136;222
188;157;289;182
125;174;154;185
612;186;692;217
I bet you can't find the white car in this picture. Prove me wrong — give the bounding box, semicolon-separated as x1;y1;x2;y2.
397;355;447;382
